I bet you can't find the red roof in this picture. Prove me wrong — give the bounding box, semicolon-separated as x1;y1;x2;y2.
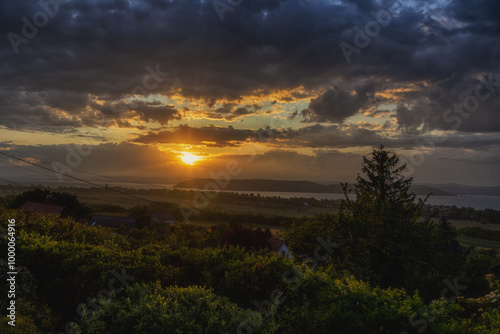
19;201;66;215
269;238;285;252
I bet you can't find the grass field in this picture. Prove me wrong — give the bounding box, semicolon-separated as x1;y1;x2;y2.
457;237;500;250
427;217;500;231
49;187;337;218
450;220;500;231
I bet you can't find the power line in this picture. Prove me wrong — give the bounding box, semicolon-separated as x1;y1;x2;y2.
64;168;167;189
0;159;61;180
0;158;86;188
0;176;24;187
3;151;168;189
0;151;171;208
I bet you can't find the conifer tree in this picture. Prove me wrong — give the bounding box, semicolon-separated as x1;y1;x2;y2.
334;145;435;287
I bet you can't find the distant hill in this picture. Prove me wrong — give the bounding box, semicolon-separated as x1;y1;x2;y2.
174;179;454;196
425;184;500;196
175;179;343;193
409;185;454;197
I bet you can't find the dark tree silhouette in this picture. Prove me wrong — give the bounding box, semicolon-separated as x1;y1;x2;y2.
333;145;436;288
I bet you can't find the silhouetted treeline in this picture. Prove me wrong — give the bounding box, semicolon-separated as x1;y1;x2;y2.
423;204;500;224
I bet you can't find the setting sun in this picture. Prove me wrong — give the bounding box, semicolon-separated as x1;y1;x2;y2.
180;152;202;165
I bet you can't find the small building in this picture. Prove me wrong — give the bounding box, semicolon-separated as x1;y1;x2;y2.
19;201;70;216
151;210;175;225
19;195;81;221
268;238;292;258
91;215;136;231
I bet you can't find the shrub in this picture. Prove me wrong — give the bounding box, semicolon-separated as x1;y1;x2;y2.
72;283;273;334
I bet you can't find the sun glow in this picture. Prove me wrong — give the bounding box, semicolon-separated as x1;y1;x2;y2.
180;152;202;165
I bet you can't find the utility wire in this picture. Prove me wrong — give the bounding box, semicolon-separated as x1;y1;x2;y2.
0;159;86;188
0;177;24;187
1;159;62;181
4;152;168;189
64;168;168;189
0;151;171;208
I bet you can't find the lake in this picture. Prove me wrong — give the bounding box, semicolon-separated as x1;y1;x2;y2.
207;190;500;210
16;179;498;211
97;182;500;210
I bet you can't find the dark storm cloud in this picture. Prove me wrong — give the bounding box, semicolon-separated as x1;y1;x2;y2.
0;86;182;131
1;0;347;98
446;0;500;24
341;0;379;12
131;122;500;151
92;99;183;126
301;89;363;123
391;73;500;133
43;90;90;112
0;89;95;132
278;124;384;148
0;89;116;131
395;103;427;134
300;79;381;123
132;124;255;147
0;0;499;132
286;125;500;151
130;101;183;125
203;104;258;121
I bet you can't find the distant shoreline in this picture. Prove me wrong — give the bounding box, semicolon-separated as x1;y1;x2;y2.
174;178;455;197
1;183;499;210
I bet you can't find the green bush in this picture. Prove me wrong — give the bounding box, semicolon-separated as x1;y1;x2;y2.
2;204;499;333
459;226;500;242
73;283;273;334
276;270;424;333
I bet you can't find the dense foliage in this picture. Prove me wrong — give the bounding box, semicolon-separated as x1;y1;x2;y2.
0;205;498;332
285;146;498;300
74;284;263;334
422;205;500;224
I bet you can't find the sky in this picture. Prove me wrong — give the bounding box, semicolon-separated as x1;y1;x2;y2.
0;0;499;186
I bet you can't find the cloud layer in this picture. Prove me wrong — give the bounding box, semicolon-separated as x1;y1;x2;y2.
0;0;499;184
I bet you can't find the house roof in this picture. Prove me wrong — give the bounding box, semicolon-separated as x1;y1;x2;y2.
268;238;286;253
20;201;66;215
